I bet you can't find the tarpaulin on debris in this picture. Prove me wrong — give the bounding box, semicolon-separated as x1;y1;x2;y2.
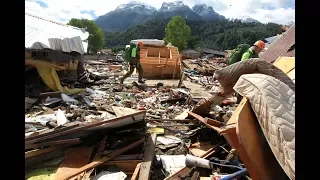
234;73;295;180
33;62;85;94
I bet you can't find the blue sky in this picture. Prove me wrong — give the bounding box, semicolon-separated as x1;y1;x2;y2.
25;0;295;25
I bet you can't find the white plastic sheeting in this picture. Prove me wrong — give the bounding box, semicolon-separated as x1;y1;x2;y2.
25;13;89;54
130;39;165;46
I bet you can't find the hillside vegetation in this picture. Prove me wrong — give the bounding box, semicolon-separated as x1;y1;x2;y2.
104;18;282;50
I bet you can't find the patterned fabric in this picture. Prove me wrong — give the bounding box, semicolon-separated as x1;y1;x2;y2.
234;74;295;180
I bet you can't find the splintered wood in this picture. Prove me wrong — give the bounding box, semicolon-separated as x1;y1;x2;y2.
54;147;93;180
138;133;157;180
62;138;145;180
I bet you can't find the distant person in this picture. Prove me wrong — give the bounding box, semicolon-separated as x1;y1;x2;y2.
120;41;145;85
227;40;265;65
225;40;265;104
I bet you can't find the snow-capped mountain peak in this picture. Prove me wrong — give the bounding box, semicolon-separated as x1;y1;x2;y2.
191;4;223;20
160;1;189;11
239;16;260;23
116;1;156;14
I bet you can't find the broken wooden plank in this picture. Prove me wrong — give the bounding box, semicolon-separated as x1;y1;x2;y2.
26;148;66;167
188;112;232;134
138;133;157;180
191;171;200;180
39;91;63;99
62;138;145;180
93;135;108;160
25;121;81;141
100;160;142;174
189;142;213;157
191;94;227;116
164;167;192;180
54;147;93;180
79;168;95;180
112;154;143;161
226;97;288;180
26;111;146;145
131;163;142;180
25;146;56;159
204;117;223;127
25;138;80;149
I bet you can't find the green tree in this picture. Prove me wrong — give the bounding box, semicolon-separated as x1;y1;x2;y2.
164;16;191;51
68;18;105;53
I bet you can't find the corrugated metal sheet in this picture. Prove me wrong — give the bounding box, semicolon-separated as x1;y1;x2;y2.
260;23;295;63
264;34;282;49
25;13;89;54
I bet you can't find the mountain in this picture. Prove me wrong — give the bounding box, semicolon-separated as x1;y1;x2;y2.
95;1;226;32
95;1;156;32
286;21;294;26
240;16;260;23
150;1;203;21
104;18;282;50
192;4;225;20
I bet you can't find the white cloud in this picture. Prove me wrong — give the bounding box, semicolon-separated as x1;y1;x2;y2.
214;0;295;24
25;0;295;25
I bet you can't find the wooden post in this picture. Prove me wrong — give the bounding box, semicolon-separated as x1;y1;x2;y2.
138;133;157;180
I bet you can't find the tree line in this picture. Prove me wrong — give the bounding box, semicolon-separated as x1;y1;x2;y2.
104;18;283;50
67;17;283;52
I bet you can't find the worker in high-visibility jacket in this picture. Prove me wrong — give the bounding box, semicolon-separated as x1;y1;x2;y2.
227;40;266;65
120;41;144;85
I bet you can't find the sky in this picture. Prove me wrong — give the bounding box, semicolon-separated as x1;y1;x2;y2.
25;0;295;25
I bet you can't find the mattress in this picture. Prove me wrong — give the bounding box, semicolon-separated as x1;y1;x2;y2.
233;73;295;180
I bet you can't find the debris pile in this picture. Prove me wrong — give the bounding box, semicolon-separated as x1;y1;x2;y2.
25;55;292;180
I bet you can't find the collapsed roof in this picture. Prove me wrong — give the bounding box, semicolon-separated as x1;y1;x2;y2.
25;13;89;54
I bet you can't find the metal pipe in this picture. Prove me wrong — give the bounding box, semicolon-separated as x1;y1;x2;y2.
220;168;248;180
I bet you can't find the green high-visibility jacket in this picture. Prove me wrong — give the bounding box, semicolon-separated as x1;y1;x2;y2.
241;48;259;61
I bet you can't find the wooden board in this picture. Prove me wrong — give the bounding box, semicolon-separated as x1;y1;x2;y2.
25;147;56;159
61;138;145;180
273;57;295;74
25;138;80;149
100;160;142;174
183;80;212;99
138;133;157;180
131;163;142;180
54;147;93;180
25;111;146;145
112;106;139;117
188;112;233;134
26;148;66;167
235;98;288;180
189;142;213;157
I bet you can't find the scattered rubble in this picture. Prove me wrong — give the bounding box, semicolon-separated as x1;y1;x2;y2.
25;53;293;180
